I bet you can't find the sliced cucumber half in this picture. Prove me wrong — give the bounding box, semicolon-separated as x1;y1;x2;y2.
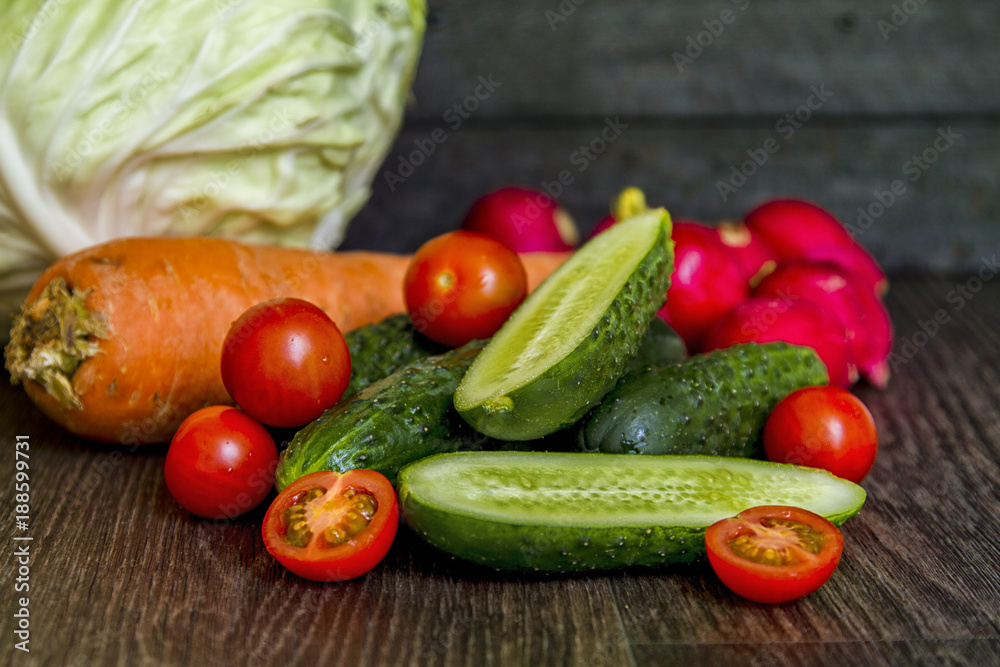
398;451;866;572
454;209;674;440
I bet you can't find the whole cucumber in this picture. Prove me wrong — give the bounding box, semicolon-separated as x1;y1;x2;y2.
276;340;510;489
343;313;446;396
626;317;687;373
577;342;829;458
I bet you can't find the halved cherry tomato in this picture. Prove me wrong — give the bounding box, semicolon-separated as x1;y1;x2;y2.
262;470;398;581
404;230;528;347
705;505;844;604
764;385;879;483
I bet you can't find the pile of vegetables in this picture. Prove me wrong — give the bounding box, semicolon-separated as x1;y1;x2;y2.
0;0;894;610
0;0;427;337
3;178;886;602
2;237;568;443
594;194;894;391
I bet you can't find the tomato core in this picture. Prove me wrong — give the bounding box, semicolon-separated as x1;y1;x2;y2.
728;517;827;566
280;485;378;549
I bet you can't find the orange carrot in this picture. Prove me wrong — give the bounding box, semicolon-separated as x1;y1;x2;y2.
4;237;570;445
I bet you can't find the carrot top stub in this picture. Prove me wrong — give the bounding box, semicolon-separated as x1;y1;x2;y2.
5;277;108;410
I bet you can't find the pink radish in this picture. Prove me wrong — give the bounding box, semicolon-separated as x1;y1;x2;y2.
703;296;856;388
753;262;892;388
716;220;778;286
800;243;889;297
744;199;855;258
659;221;749;353
849;281;893;388
461;186;579;252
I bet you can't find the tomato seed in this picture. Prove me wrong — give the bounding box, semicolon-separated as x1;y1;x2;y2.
759;517;826;554
281;486;327;548
729;517;828;565
324;527;348;545
729;535;796;566
283;515;312;548
320;492;378;548
282;486;379;549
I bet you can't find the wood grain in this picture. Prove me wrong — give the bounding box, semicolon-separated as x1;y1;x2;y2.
2;277;1000;666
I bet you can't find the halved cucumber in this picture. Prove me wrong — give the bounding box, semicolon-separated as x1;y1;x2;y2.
398;451;866;572
454;209;674;440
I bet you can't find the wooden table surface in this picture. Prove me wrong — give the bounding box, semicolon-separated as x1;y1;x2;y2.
3;275;999;667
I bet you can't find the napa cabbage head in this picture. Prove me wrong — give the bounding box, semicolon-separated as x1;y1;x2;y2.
0;0;425;335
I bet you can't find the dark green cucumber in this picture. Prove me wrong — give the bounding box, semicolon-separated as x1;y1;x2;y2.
626;317;687;373
343;314;446;396
455;209;674;440
398;451;865;573
276;340;506;489
577;342;829;458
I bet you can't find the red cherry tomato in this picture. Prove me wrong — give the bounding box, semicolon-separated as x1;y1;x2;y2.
262;470;398;581
164;406;278;519
705;505;844;604
764;386;879;483
404;230;528;347
221;298;351;428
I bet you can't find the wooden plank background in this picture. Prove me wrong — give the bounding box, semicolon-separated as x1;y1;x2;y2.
342;0;1000;274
